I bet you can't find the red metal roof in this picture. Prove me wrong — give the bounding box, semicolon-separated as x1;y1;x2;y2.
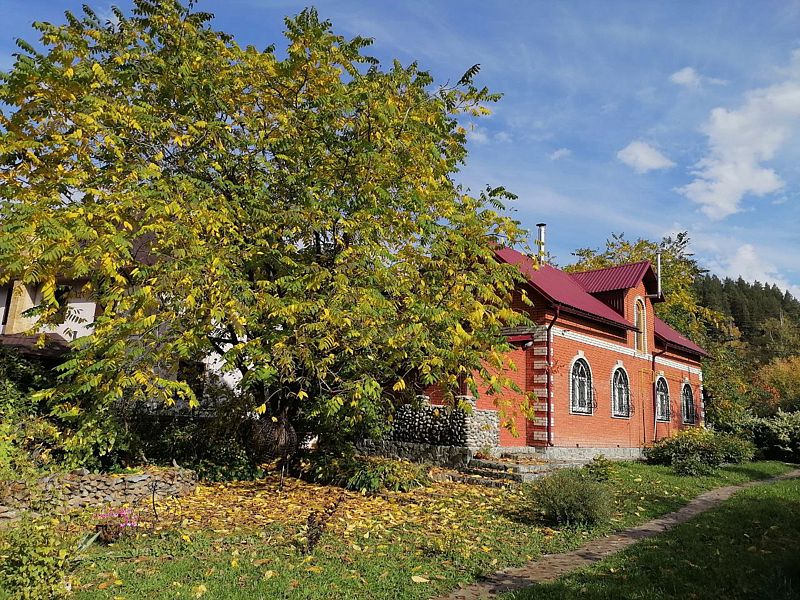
654;317;707;357
495;248;634;330
570;261;658;294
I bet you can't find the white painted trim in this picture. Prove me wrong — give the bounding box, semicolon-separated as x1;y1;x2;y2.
552;325;704;376
681;382;697;424
552;326;651;360
634;296;647;354
568;354;594;415
654;355;703;376
655;376;670;421
610;365;631;419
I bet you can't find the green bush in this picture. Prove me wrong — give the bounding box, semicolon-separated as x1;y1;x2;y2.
714;433;757;463
748;411;800;463
305;453;430;494
645;428;755;474
583;455;615;482
528;468;612;526
672;454;715;476
645;428;723;468
0;515;70;599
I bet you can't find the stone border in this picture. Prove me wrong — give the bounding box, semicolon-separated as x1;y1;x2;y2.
357;440;474;468
438;468;800;599
0;467;196;523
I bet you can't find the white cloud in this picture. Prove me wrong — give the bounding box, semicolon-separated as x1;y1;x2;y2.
670;67;702;88
617;141;676;173
670;66;727;88
548;147;571;160
712;243;800;298
679;50;800;219
467;126;489;144
494;131;513;143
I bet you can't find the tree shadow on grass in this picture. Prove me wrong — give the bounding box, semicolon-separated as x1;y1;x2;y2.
507;487;800;600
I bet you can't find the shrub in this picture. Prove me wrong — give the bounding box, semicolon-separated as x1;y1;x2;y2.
714;433;757;464
583;455;615;482
528;468;612;526
0;515;71;599
305;452;430;494
672;454;714;476
645;428;756;475
749;411;800;463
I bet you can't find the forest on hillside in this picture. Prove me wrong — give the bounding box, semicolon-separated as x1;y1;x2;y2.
568;233;800;423
694;275;800;365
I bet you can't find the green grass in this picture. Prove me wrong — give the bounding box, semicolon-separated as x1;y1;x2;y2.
19;460;791;600
507;476;800;600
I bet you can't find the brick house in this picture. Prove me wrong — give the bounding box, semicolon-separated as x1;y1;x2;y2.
2;226;705;459
426;230;706;458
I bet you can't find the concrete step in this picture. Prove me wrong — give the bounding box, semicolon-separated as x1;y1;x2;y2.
443;473;513;488
468;458;583;474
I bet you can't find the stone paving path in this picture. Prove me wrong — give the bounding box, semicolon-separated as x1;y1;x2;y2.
438;468;800;600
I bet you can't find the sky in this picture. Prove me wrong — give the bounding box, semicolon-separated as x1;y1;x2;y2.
2;0;800;296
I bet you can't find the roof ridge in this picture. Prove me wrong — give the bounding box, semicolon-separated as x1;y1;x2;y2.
570;260;651;276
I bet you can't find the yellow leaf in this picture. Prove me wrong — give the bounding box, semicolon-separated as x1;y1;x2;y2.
230;558;239;568
263;570;276;580
193;584;207;598
181;534;191;543
298;390;308;400
254;404;266;414
411;575;430;583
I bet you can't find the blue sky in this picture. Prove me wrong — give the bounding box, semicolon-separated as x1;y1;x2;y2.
2;0;800;295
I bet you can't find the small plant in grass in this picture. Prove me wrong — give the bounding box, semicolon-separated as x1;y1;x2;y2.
583;455;615;482
94;507;139;544
474;446;494;460
528;468;612;526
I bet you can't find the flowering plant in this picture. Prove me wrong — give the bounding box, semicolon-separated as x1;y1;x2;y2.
95;507;139;543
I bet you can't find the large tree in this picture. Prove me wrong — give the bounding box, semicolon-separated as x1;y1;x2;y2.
566;231;721;341
0;2;531;459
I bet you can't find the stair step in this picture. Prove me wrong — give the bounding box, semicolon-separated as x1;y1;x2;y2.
468;458;581;474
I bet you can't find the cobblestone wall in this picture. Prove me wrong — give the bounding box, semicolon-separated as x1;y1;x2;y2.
389;403;500;449
0;467;196;523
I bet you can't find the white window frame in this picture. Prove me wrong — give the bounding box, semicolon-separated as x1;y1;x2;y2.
611;366;631;418
655;377;670;421
682;383;696;424
570;356;594;415
634;297;647;354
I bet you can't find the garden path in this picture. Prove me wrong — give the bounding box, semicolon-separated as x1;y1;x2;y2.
437;467;800;600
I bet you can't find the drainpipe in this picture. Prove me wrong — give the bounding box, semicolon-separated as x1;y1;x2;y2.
652;345;668;443
545;304;560;446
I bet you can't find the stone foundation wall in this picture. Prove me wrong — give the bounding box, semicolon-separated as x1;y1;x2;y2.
358;440;473;468
0;467;196;522
389;403;499;448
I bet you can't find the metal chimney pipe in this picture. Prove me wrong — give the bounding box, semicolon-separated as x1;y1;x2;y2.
536;223;546;263
656;247;663;298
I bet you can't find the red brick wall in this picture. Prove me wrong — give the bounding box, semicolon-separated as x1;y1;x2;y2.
423;281;704;449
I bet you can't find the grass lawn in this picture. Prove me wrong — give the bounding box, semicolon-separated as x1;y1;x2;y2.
10;460;791;600
506;475;800;600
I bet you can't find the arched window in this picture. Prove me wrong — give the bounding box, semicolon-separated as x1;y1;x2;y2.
612;368;630;417
682;384;696;424
655;377;670;421
571;358;593;414
634;298;646;353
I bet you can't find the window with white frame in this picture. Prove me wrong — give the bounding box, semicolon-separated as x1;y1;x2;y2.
682;384;696;424
634;298;646;353
612;367;630;417
655;377;670;421
570;358;593;414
